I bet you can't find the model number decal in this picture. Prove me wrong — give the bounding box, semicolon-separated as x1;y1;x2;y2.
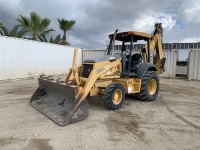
96;68;104;74
96;65;110;74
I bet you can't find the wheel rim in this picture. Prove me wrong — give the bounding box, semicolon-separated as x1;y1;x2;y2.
112;89;122;105
148;79;157;95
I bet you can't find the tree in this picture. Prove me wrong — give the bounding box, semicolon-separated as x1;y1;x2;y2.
16;11;54;40
57;18;75;45
0;24;27;38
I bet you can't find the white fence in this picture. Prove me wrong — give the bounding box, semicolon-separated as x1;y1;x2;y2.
159;50;178;78
1;35;194;81
0;36;82;81
188;50;200;80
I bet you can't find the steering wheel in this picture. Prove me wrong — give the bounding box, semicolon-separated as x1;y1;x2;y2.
125;50;130;55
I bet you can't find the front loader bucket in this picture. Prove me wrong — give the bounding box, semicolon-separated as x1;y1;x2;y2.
29;77;89;126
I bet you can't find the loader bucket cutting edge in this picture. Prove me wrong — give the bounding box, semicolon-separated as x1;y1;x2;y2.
29;78;89;126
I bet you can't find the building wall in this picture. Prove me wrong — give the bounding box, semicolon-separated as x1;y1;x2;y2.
0;36;82;80
113;43;200;50
82;50;106;61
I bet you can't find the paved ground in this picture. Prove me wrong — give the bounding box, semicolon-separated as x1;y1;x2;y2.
0;78;200;150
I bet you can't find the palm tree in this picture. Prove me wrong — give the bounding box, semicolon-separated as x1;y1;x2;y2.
0;24;27;38
16;11;54;40
57;18;76;45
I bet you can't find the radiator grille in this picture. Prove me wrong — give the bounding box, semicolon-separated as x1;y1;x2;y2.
81;64;93;78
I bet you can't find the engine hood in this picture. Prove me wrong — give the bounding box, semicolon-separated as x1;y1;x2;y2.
84;54;122;63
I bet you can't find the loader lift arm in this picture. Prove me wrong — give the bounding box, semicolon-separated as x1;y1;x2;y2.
66;58;122;124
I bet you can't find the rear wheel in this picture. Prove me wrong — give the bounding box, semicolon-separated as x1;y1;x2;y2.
137;72;159;101
104;83;125;110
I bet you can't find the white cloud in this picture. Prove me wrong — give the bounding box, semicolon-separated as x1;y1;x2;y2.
132;10;176;33
0;0;200;49
0;0;21;12
179;0;200;24
182;37;200;43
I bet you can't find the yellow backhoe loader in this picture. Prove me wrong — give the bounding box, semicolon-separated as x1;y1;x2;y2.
30;23;166;126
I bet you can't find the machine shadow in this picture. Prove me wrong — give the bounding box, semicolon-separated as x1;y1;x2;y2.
87;94;140;111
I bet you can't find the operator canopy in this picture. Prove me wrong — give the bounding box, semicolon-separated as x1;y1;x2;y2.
109;31;151;42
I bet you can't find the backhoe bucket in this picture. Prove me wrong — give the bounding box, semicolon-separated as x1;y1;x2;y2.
29;77;89;126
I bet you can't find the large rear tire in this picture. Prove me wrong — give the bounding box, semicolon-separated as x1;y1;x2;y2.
104;83;125;110
137;72;159;102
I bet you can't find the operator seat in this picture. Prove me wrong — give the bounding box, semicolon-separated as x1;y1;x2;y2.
131;53;141;66
130;53;142;71
125;53;142;72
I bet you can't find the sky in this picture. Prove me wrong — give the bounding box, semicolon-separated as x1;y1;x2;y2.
0;0;200;49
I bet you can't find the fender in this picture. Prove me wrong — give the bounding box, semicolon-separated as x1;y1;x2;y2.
137;63;157;79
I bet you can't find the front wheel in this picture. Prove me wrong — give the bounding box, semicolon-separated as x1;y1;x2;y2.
137;72;159;101
104;83;125;110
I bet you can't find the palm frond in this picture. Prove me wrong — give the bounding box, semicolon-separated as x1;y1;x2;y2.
0;26;9;35
37;33;48;42
0;30;3;35
17;29;27;38
49;34;62;44
50;35;53;43
9;25;20;36
54;34;62;44
16;15;29;27
37;35;45;42
30;12;41;30
40;18;51;31
42;29;54;35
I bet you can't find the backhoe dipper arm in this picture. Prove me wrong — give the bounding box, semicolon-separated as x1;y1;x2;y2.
143;23;165;74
